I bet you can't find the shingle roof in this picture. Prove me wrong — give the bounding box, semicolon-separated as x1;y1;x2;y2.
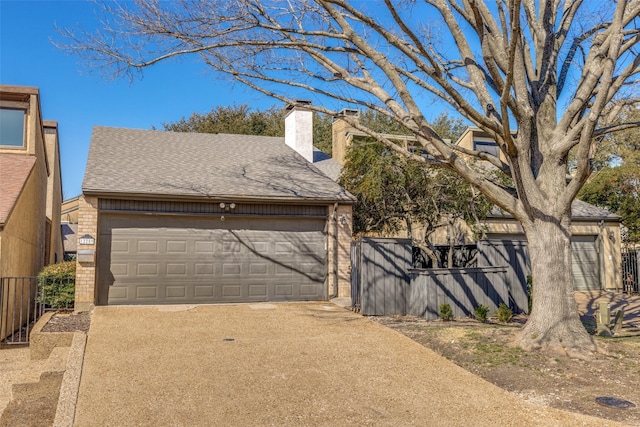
488;199;620;221
312;149;343;182
0;154;36;225
62;222;78;253
83;127;354;203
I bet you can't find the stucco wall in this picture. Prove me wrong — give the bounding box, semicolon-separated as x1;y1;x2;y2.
61;197;80;224
0;91;48;278
0;166;47;277
44;123;63;264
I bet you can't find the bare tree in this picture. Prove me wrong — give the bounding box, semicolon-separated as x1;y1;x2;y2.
59;0;640;357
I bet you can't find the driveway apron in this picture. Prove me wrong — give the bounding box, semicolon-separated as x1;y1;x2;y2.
74;303;618;426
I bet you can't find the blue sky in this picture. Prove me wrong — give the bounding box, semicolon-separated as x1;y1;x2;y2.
0;0;276;199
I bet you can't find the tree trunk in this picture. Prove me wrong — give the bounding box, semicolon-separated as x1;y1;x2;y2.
516;217;597;358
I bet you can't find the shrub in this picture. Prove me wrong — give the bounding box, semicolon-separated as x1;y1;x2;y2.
496;303;513;323
439;303;454;321
37;261;76;309
474;304;490;323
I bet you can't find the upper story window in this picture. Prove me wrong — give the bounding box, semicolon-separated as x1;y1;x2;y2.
0;108;26;147
474;140;500;157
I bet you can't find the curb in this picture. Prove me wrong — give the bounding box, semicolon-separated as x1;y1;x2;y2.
53;331;87;427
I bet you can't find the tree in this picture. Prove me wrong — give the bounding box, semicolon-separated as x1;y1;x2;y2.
579;163;640;244
161;103;285;136
60;0;640;357
340;111;486;268
579;106;640;244
160;103;334;154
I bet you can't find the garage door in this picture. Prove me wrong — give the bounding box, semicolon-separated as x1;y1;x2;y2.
571;235;601;291
97;214;327;305
481;234;601;292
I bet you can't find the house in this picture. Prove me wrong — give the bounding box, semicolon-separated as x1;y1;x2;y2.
0;85;63;277
61;195;80;260
458;126;622;291
1;85;63;340
74;104;354;311
332;115;622;291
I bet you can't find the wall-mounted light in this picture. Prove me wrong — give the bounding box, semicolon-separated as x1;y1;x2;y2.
608;231;616;243
219;202;237;212
339;215;347;226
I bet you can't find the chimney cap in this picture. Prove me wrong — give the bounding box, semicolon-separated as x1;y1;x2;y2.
339;108;360;117
286;99;312;110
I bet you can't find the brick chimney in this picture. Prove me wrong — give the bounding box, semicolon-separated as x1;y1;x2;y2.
331;108;360;165
285;100;313;163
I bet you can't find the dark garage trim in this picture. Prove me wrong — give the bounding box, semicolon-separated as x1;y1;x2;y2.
99;199;328;217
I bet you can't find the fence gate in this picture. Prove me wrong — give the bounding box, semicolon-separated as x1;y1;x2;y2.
622;246;639;293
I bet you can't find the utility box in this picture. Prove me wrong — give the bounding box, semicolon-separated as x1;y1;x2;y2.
77;249;95;264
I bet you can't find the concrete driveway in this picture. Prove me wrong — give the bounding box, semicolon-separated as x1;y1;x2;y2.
74;302;617;426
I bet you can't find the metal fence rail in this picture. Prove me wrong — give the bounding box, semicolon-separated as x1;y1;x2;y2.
1;276;75;345
622;247;639;293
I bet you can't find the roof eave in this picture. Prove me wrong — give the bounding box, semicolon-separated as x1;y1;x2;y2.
82;189;355;205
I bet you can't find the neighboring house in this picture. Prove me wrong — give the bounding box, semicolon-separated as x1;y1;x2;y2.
0;85;63;277
61;195;80;260
75;104;354;311
458;126;622;291
0;85;63;340
332;116;622;291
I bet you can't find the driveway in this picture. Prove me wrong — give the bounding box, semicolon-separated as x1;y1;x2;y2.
74;302;617;426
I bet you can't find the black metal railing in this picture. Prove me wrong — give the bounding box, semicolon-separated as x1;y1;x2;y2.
622;246;639;294
0;276;75;346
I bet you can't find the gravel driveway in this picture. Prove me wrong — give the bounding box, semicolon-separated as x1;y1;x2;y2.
74;302;622;426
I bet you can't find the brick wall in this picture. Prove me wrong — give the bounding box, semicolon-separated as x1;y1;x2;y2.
74;195;98;312
327;204;353;298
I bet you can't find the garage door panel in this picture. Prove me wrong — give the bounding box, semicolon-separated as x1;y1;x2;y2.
100;214;327;305
572;237;600;291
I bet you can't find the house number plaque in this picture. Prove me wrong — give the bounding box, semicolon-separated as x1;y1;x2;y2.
79;234;95;245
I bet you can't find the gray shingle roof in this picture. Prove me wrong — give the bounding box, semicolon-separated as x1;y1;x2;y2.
312;149;343;182
489;199;620;220
83;127;354;203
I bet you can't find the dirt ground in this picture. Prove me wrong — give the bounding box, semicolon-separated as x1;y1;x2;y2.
373;315;640;426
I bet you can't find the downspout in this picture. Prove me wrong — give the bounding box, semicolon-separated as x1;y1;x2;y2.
330;202;339;299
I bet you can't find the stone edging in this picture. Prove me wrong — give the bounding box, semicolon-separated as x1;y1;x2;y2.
53;332;87;427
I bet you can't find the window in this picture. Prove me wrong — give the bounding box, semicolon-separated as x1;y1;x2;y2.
0;108;25;147
474;140;500;157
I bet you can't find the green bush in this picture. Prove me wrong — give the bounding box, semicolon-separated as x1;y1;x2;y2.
439;303;454;321
37;261;76;309
474;304;490;323
496;303;513;323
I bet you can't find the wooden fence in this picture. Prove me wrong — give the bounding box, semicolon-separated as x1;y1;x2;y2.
351;238;526;318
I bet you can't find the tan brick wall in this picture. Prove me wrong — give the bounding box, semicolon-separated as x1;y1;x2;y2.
74;195;98;312
327;204;353;298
